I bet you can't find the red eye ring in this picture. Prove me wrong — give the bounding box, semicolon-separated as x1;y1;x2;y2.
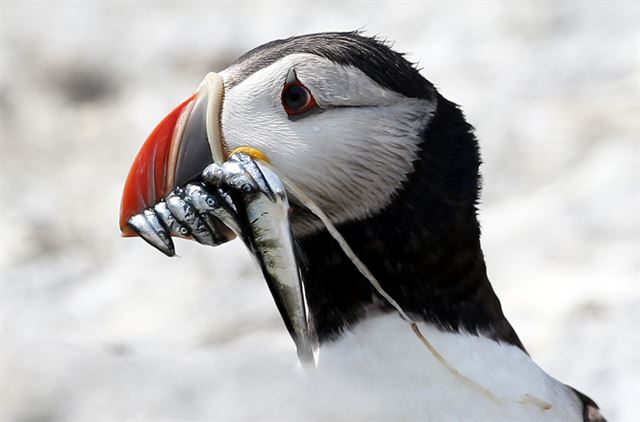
281;68;318;117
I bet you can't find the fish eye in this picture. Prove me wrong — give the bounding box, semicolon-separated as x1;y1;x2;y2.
281;68;318;118
205;197;216;207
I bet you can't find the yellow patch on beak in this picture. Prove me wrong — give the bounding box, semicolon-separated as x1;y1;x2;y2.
230;147;271;163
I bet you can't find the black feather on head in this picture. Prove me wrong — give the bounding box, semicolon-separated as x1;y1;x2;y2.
225;31;436;101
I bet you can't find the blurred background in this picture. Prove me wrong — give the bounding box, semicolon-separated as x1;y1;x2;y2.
1;1;638;420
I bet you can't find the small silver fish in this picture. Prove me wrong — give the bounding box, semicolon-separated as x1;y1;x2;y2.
126;153;317;368
127;183;240;256
205;154;318;366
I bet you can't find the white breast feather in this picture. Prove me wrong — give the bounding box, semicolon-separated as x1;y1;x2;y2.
302;313;583;421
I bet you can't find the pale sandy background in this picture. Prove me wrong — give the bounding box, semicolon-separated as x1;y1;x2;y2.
1;1;638;421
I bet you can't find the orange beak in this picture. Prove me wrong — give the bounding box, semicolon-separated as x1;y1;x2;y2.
119;73;225;236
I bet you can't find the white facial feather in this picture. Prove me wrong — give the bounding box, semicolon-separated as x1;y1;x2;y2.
220;54;435;234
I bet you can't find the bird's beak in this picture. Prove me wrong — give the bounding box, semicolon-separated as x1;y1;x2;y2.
118;73;316;366
119;73;226;236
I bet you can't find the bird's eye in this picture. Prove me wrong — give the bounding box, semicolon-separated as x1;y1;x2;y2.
281;68;319;118
283;85;311;111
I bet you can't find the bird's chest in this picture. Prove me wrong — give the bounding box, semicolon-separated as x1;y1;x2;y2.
306;313;582;421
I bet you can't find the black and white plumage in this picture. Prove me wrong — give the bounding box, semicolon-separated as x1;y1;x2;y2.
219;32;605;421
123;31;606;421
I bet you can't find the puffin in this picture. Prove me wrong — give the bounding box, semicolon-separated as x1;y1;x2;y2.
119;31;606;421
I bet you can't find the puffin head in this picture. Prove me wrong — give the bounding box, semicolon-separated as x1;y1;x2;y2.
120;31;510;348
120;32;451;238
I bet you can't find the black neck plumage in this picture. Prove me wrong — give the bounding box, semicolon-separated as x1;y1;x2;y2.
294;93;524;350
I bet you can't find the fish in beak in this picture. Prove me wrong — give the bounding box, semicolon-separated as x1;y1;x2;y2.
119;73;317;368
119;73;226;238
